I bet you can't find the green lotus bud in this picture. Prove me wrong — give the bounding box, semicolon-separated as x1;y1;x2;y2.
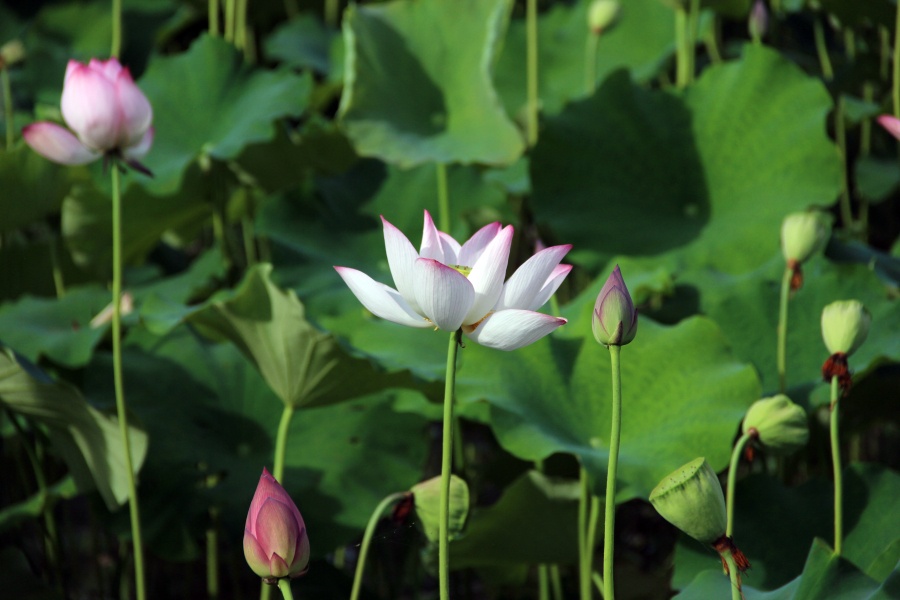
588;0;621;34
649;458;726;544
821;300;870;357
781;211;830;265
742;395;808;455
411;475;469;543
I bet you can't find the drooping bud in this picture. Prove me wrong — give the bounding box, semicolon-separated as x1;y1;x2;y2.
649;458;726;544
588;0;621;34
592;265;638;346
780;211;830;291
742;395;809;455
821;300;870;357
411;475;469;543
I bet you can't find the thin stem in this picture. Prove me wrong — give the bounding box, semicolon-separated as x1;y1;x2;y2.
584;33;599;95
813;17;834;81
578;467;590;600
2;67;13;149
674;6;690;89
538;564;550;600
439;330;462;600
603;344;622;600
209;0;220;36
586;494;601;597
722;549;743;600
830;375;843;555
277;578;294;600
111;0;122;58
687;0;699;83
436;163;450;233
835;97;853;229
224;0;236;43
207;507;219;599
861;83;873;157
705;16;723;64
242;216;257;268
776;266;792;393
726;432;754;538
894;1;900;116
350;492;407;600
325;0;339;28
591;571;604;596
273;405;295;482
111;166;146;600
49;236;66;299
526;0;539;146
235;0;248;50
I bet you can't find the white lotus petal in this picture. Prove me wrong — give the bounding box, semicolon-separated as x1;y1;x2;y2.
334;267;429;328
464;225;513;325
528;263;573;311
382;216;422;313
419;210;447;263
496;244;572;311
458;221;501;267
465;309;567;351
413;259;475;332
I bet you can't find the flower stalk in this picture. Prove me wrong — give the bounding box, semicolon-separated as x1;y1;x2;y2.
726;431;753;538
111;0;122;58
776;265;792;393
603;344;622;600
830;374;843;555
439;329;462;600
526;0;539;146
578;466;591;600
350;492;407;600
277;578;294;600
2;66;12;149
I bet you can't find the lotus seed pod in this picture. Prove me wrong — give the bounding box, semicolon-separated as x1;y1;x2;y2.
743;395;809;455
588;0;621;34
411;475;469;543
821;300;870;357
649;458;726;544
781;211;830;265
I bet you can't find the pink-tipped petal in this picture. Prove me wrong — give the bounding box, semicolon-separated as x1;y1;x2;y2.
458;221;502;267
413;258;475;331
114;67;153;146
437;231;461;265
254;499;299;567
464;225;513;325
22;122;99;165
89;58;124;81
466;310;567;351
419;210;447;263
246;467;290;532
335;267;430;328
61;62;120;150
878;115;900;140
495;244;572;311
243;531;272;578
123;126;154;159
527;263;573;311
381;216;422;312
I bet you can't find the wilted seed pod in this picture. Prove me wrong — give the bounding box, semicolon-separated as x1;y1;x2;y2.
411;475;469;543
821;300;870;357
649;458;726;544
743;395;809;455
588;0;621;34
781;211;830;265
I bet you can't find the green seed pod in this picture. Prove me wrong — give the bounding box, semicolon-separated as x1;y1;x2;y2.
780;211;830;264
821;300;870;357
649;458;726;544
588;0;621;34
742;395;809;455
411;475;469;543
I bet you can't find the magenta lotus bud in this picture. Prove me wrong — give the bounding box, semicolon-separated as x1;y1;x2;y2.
23;58;153;167
878;115;900;141
592;265;638;346
243;468;310;582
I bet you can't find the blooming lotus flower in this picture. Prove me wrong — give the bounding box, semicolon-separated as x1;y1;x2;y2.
23;58;153;169
335;211;570;351
243;468;310;581
592;265;638;346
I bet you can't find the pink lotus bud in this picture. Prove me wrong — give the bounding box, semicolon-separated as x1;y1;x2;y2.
24;57;153;168
592;265;638;346
877;115;900;141
243;468;310;582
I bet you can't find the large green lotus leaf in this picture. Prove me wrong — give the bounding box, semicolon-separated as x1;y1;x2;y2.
494;0;673;117
450;470;580;568
456;316;760;500
264;14;337;74
86;325;429;555
530;45;841;273
674;464;900;590
136;34;312;194
0;349;148;509
683;256;900;400
339;0;525;167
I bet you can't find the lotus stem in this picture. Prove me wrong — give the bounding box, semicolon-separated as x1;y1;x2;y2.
830;375;843;555
578;466;591;600
277;578;294;600
439;329;462;600
2;67;12;149
584;33;599;95
436;162;450;233
726;432;753;538
209;0;220;36
603;344;622;600
111;0;122;58
776;266;792;393
526;0;539;146
722;548;742;600
350;492;407;600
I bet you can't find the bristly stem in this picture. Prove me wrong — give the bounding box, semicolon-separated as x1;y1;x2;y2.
776;266;792;393
813;17;834;81
584;32;599;95
829;375;843;555
436;163;450;233
277;578;294;600
209;0;220;36
578;466;591;600
111;0;122;58
674;5;690;88
526;0;539;146
350;492;407;600
2;66;13;149
603;344;622;600
726;432;754;538
111;166;146;600
439;329;462;600
722;548;743;600
586;494;601;596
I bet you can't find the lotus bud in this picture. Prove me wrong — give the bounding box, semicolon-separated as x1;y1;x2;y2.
742;395;809;455
780;211;830;291
411;475;469;543
649;458;726;544
821;300;870;357
243;468;310;582
588;0;621;34
748;0;768;40
878;115;900;140
592;265;638;346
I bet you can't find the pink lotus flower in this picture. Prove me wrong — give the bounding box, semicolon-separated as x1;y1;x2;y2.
335;211;571;351
592;265;638;346
243;468;310;581
877;115;900;140
23;58;153;169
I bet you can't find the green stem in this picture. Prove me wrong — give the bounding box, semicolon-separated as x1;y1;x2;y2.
209;0;220;36
586;494;601;597
584;33;599;96
111;166;146;600
2;67;13;149
813;17;834;81
325;0;339;28
722;549;742;600
591;571;604;596
526;0;539;147
235;0;248;50
242;216;257;268
687;0;699;83
48;235;66;299
273;404;295;483
439;330;462;600
578;467;590;600
550;565;563;600
111;0;122;58
207;507;219;599
603;344;622;600
726;432;754;538
538;564;550;600
674;6;690;89
224;0;236;43
830;375;842;555
776;266;792;393
350;492;407;600
861;83;873;157
277;578;294;600
835;97;853;229
705;16;722;64
894;2;900;116
436;163;450;233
